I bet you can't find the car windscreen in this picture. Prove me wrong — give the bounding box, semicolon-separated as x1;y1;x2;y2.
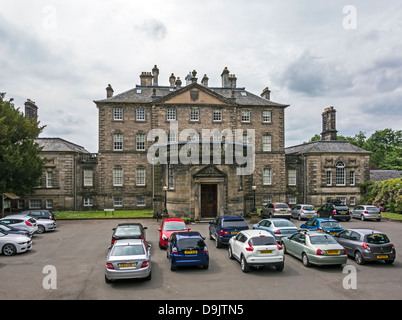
365;233;390;244
115;226;141;236
249;236;276;246
164;221;187;231
112;245;145;256
275;204;289;209
222;220;248;228
272;220;295;228
177;238;205;250
302;206;315;211
310;235;338;245
320;221;342;229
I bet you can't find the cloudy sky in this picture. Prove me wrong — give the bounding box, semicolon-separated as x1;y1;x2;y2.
1;0;401;153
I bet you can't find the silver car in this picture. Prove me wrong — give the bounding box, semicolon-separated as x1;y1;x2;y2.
351;205;381;221
105;239;152;283
0;230;32;256
0;215;38;236
291;204;317;220
252;218;298;242
282;230;347;267
261;203;292;219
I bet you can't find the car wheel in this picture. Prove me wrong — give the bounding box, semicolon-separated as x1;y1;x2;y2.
302;253;311;267
240;255;249;273
276;263;284;271
170;262;177;271
145;271;152;280
2;243;16;256
203;263;209;270
354;251;365;265
104;275;113;283
282;243;288;254
215;236;222;248
298;215;302;221
37;225;45;234
228;246;234;260
360;214;365;221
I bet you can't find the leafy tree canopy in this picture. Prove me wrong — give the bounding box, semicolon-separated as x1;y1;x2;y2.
0;93;45;195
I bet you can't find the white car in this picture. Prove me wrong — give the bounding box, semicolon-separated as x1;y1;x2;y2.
0;230;32;256
228;229;284;272
0;215;38;236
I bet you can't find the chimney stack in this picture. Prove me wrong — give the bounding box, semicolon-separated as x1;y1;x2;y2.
321;106;337;141
140;72;153;86
106;84;114;98
24;99;38;120
175;77;182;88
152;65;159;86
229;74;237;88
221;67;230;87
201;74;209;87
260;87;271;100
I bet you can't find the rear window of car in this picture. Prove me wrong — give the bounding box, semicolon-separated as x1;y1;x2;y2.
321;221;342;229
310;235;338;245
366;233;390;244
272;220;295;228
249;236;276;246
366;207;380;212
275;204;289;209
28;218;37;223
112;245;144;256
334;206;349;210
177;238;205;249
222;220;248;228
164;221;187;231
302;206;315;211
115;226;141;236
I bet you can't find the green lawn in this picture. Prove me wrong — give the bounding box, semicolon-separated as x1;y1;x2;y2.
381;212;402;220
55;210;154;219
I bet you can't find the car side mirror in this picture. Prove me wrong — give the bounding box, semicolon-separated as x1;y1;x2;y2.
188;227;191;231
144;227;148;230
158;227;161;232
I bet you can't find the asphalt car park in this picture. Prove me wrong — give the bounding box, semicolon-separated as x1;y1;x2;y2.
0;216;401;300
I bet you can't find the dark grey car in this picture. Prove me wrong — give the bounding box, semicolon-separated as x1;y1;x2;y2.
334;228;396;265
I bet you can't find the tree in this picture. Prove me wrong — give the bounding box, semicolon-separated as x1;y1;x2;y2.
0;93;45;198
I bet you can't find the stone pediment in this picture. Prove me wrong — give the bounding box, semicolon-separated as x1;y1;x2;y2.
156;83;235;105
193;165;226;178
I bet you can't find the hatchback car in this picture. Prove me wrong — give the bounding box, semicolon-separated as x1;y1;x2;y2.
281;230;347;267
317;202;351;221
105;239;152;283
0;222;31;238
228;229;284;272
291;204;317;220
111;223;147;245
261;203;291;219
0;230;32;256
0;215;38;236
351;205;381;221
209;215;249;248
300;218;344;235
252;218;298;242
167;231;209;271
334;229;396;265
18;210;57;233
158;218;190;249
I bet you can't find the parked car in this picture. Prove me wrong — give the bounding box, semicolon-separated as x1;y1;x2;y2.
317;201;351;221
105;239;152;283
209;215;249;248
281;230;347;267
291;204;317;220
0;230;32;256
351;205;381;221
334;229;395;265
17;210;57;233
228;229;284;272
261;203;291;219
158;218;190;249
167;231;209;271
111;223;147;245
300;218;344;235
252;218;298;242
0;215;38;236
0;222;31;238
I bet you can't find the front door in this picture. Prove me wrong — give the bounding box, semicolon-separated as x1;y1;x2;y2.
201;184;217;218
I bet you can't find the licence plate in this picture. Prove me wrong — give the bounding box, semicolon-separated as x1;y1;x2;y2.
185;250;197;254
330;232;338;235
119;263;136;268
377;255;388;259
306;215;312;218
280;210;286;212
260;250;273;254
231;231;239;235
340;212;346;215
326;250;340;255
34;224;37;227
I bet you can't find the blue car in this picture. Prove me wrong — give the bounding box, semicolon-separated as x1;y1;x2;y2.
300;218;344;235
167;231;209;271
209;215;249;248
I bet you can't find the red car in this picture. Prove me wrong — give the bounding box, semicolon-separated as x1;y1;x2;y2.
158;218;190;249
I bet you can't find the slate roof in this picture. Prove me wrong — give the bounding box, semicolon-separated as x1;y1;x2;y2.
370;170;402;181
36;138;89;153
94;83;288;107
285;140;371;155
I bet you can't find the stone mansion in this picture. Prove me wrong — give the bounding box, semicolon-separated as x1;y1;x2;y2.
20;65;371;219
